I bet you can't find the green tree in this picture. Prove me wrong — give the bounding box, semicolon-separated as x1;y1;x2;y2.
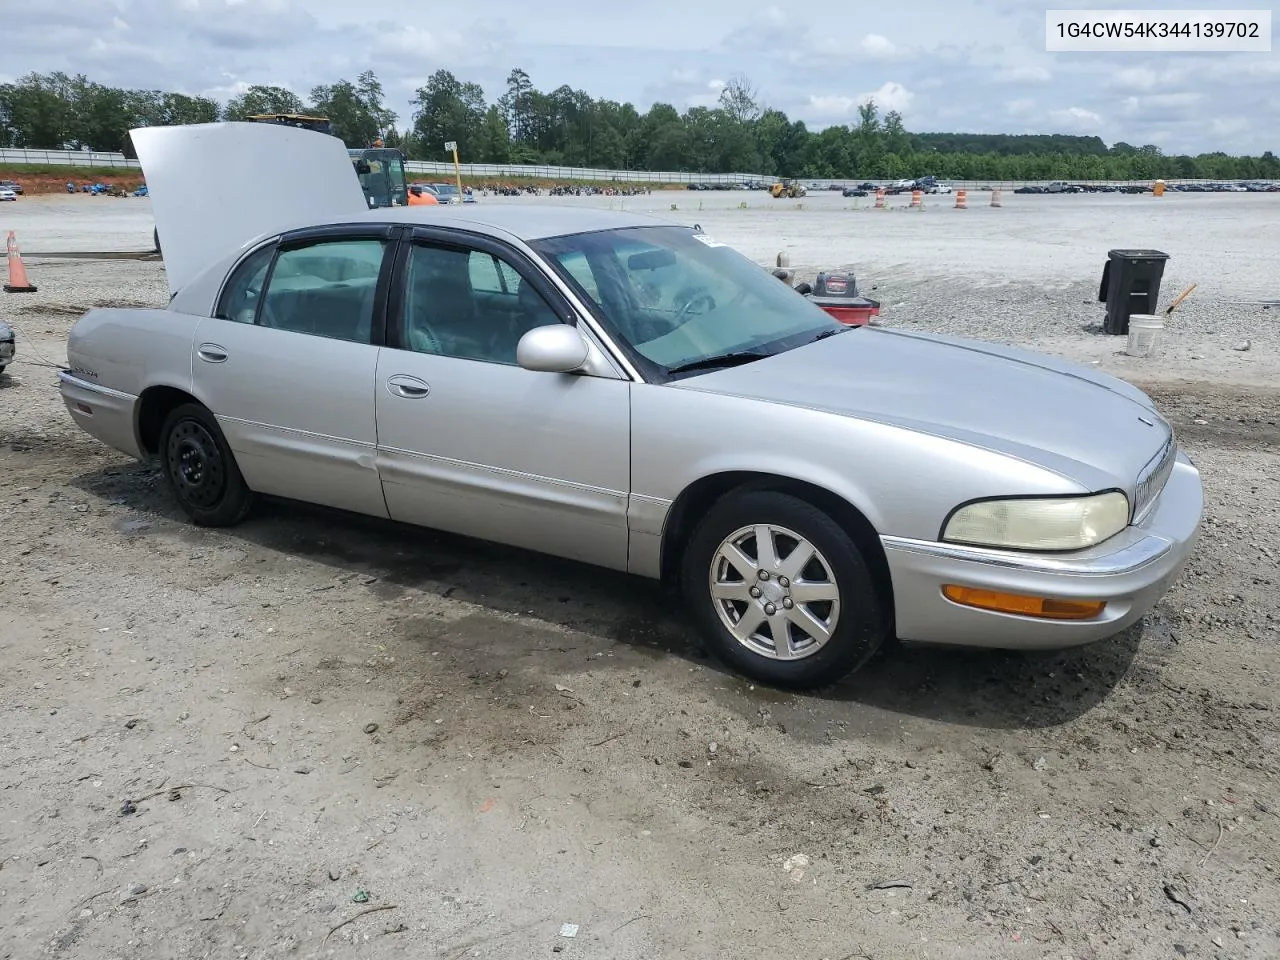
310;71;396;147
223;85;306;120
498;68;535;145
717;74;760;126
0;72;78;148
409;69;486;160
0;66;1272;181
474;106;511;163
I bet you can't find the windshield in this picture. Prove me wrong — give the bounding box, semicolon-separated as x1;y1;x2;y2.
531;225;843;378
432;183;458;197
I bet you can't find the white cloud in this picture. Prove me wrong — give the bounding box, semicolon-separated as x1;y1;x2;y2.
996;65;1050;83
376;26;458;56
1111;67;1159;90
861;34;897;57
859;81;913;113
1120;92;1204;117
1108;65;1189;91
1050;106;1102;129
805;82;913;120
686;78;728;108
761;5;787;26
807;94;857;118
1210;117;1248;137
0;0;1272;155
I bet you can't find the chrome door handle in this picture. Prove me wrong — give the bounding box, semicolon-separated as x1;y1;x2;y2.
386;375;429;399
197;343;228;363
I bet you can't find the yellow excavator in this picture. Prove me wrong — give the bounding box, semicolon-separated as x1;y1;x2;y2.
770;178;807;198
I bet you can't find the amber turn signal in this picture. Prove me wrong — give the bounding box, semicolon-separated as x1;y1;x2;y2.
942;585;1105;620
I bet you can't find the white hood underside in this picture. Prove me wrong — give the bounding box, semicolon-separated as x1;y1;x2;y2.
131;122;370;297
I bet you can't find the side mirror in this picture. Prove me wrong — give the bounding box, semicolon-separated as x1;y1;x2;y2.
516;324;590;373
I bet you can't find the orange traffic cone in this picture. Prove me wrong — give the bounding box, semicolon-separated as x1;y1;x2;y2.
4;231;37;293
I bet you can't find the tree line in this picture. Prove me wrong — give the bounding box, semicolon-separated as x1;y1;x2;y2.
1;69;1276;182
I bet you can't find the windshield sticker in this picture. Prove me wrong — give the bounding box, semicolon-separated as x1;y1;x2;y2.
692;233;727;247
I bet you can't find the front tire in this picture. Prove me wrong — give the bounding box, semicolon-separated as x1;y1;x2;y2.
680;490;889;690
159;403;254;526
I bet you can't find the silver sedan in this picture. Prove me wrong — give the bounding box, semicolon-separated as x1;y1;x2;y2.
58;124;1203;690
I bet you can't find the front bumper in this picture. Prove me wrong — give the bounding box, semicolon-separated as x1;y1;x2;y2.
880;452;1203;649
58;370;144;460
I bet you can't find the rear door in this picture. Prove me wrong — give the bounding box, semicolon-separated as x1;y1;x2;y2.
190;224;396;519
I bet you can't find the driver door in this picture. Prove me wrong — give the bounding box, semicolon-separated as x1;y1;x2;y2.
373;228;633;570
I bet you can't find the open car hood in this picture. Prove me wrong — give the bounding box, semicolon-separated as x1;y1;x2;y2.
131;122;370;297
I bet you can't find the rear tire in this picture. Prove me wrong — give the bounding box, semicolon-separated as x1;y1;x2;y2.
680;490;888;690
159;403;254;526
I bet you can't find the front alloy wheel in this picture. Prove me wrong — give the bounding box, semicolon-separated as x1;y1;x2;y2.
709;523;841;661
682;490;889;689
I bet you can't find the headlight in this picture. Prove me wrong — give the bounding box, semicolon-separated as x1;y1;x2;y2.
942;491;1129;551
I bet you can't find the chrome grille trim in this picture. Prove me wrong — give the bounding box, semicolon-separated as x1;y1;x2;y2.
1133;429;1176;524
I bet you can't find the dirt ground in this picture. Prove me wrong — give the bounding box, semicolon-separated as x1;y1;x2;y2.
0;201;1277;959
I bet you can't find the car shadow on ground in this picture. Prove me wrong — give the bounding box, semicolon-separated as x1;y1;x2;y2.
71;461;1140;732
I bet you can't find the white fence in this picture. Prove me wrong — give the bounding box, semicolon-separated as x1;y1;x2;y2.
0;148;142;168
0;147;1271;189
403;161;761;184
0;147;762;184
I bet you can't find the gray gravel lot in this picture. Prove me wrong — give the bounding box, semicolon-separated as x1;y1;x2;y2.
0;193;1277;960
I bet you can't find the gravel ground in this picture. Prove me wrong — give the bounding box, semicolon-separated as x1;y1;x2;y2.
0;196;1277;960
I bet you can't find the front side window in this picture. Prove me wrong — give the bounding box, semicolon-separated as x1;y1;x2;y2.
216;243;275;324
533;226;842;377
402;244;563;364
258;238;386;343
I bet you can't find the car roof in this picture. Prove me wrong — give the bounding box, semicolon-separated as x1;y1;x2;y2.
357;203;672;241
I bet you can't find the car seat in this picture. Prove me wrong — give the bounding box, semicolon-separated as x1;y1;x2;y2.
485;280;562;363
407;253;485;358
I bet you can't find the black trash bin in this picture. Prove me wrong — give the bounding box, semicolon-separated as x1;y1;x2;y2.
1097;249;1169;335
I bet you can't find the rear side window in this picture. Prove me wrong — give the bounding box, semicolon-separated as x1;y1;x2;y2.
216;244;275;323
257;239;387;344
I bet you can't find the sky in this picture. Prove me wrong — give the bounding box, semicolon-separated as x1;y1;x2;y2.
1;0;1276;156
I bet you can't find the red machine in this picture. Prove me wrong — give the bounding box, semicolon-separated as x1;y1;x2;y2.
803;271;880;326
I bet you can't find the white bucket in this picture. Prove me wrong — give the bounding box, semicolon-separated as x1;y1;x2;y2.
1125;313;1164;358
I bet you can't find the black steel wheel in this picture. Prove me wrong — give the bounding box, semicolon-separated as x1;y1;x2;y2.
159;402;253;526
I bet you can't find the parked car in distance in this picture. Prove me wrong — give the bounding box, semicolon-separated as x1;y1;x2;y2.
427;182;476;204
0;320;13;375
0;179;23;195
59;121;1205;690
0;187;16;202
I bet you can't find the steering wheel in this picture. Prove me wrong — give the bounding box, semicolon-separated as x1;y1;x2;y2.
675;292;717;325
